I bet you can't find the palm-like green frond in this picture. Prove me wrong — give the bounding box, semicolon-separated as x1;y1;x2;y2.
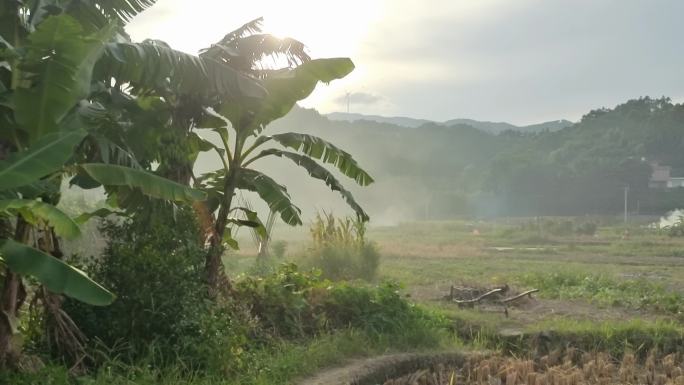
0;239;115;306
250;58;354;134
235;169;302;225
252;149;369;221
81;163;207;202
99;40;266;100
0;130;87;191
90;0;157;23
59;0;157;31
201;34;310;73
13;14;114;139
200;16;310;74
214;17;264;44
0;199;81;239
249;133;373;186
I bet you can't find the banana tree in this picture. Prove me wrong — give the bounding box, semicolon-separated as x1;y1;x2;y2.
193;20;374;292
0;1;266;366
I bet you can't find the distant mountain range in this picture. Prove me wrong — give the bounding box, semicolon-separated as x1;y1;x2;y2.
326;112;573;134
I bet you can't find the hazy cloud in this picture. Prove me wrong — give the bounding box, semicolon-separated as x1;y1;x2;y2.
127;0;684;125
352;0;684;124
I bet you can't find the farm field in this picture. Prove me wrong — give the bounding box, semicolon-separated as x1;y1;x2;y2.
233;217;684;356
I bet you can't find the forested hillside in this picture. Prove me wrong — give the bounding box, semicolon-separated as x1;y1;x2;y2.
243;97;684;221
327;112;573;133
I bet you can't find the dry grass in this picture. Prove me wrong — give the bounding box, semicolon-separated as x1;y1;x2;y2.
385;350;684;385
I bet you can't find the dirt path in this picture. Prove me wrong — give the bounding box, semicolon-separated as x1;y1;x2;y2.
297;351;470;385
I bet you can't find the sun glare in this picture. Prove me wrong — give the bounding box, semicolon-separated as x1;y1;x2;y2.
263;1;383;57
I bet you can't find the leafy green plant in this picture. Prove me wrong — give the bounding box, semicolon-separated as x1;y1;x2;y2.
188;18;373;292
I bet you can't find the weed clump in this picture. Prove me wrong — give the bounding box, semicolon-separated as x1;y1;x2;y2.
303;212;380;281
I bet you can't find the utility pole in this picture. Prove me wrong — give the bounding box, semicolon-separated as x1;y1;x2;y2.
623;185;629;223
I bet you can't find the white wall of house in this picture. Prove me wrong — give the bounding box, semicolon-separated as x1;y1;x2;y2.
667;178;684;188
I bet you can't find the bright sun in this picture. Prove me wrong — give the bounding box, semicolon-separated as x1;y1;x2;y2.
262;0;383;58
126;0;386;112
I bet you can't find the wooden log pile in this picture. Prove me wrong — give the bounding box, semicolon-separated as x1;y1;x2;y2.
447;284;539;317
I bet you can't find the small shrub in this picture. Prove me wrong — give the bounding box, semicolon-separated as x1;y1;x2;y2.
271;240;288;258
303;212;380;281
666;216;684;237
575;221;598;236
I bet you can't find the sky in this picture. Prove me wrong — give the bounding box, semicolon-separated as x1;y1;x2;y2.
127;0;684;125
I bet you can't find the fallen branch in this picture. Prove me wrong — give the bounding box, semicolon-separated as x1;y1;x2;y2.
501;289;539;304
453;288;504;306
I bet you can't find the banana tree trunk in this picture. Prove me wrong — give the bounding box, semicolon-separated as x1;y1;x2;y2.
41;228;87;365
0;218;29;368
204;168;239;296
0;269;22;368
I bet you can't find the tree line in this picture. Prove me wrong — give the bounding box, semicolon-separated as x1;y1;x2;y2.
261;97;684;219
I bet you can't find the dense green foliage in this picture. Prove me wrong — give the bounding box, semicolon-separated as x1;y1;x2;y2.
235;264;442;340
46;211;439;377
484;97;682;216
60;252;443;377
62;210;245;371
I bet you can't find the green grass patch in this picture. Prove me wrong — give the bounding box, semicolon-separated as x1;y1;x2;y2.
516;271;684;315
523;318;684;358
4;327;455;385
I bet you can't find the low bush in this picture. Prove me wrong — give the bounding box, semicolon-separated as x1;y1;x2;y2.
234;263;444;341
270;240;288;259
666;215;684;237
302;212;380;281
